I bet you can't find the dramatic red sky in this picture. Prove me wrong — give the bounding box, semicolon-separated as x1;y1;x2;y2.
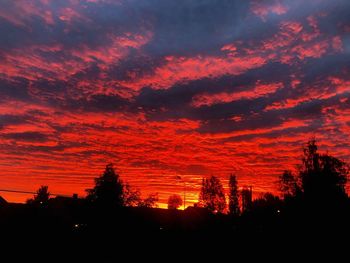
0;0;350;208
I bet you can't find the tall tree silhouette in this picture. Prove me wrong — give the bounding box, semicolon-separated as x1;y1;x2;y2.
300;139;348;200
86;163;123;207
167;194;182;210
279;170;300;198
228;174;240;216
199;176;226;213
241;186;253;212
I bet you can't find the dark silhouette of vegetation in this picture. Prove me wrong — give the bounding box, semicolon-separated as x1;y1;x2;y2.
86;164;159;208
2;139;350;259
241;186;252;212
86;163;124;207
122;183;142;207
251;192;281;211
167;194;182;209
279;170;300;198
138;193;158;208
199;175;226;213
300;139;348;200
27;185;50;205
228;174;240;216
279;139;349;204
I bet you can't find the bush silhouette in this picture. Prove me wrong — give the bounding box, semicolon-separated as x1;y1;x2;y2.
167;194;182;209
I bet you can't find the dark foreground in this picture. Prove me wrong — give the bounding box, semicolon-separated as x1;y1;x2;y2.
1;198;350;261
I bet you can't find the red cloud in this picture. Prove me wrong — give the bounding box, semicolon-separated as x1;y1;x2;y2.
0;1;54;27
265;76;350;111
122;17;345;93
251;0;288;20
0;31;152;82
192;82;283;107
120;53;270;91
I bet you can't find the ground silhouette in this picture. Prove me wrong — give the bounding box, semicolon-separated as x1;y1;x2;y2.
1;139;349;260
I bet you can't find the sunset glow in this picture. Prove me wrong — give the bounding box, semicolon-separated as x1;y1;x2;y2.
0;0;350;208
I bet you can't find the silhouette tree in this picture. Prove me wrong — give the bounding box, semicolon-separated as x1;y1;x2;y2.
279;170;300;198
27;185;50;205
167;194;182;209
241;186;253;213
138;193;158;208
251;192;281;214
86;163;123;207
122;183;141;207
299;139;348;200
228;174;240;216
199;176;226;213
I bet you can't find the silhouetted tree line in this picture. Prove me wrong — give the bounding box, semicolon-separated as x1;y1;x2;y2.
25;164;159;209
279;139;348;201
193;139;349;217
24;139;349;217
1;138;350;260
85;163;159;208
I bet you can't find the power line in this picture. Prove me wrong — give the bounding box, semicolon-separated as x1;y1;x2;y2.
0;188;70;197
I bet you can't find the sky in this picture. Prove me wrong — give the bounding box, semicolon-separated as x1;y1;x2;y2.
0;0;350;208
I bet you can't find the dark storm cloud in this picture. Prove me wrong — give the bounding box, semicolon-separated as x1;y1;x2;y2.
222;125;317;143
0;114;29;130
0;0;347;67
0;131;49;142
133;62;291;114
0;0;349;131
197;93;349;134
64;93;130;113
130;32;350;129
106;51;167;82
0;78;31;101
130;58;350;135
31;79;68;95
0;0;143;50
0;109;51;131
298;55;350;83
0;0;246;56
0;141;89;155
137;0;250;56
